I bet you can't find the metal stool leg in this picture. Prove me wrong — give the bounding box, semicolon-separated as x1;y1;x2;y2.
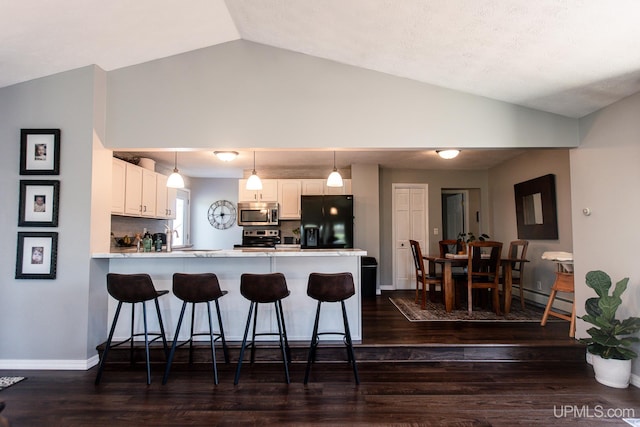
95;301;123;385
206;301;219;384
274;300;290;384
341;301;360;385
249;304;259;364
142;302;152;385
304;300;322;384
214;299;229;363
278;300;291;362
162;301;187;385
154;297;169;358
234;302;255;385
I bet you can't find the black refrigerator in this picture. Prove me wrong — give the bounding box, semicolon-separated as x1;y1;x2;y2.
300;195;354;249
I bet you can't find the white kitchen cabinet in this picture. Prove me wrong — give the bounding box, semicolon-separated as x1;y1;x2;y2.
111;158;126;214
301;178;352;195
238;179;278;202
325;179;352;195
278;180;302;219
156;174;177;219
123;162;157;217
141;169;157;217
124;163;143;216
301;179;325;195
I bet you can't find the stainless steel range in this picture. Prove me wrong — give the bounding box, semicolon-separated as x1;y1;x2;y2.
234;229;281;248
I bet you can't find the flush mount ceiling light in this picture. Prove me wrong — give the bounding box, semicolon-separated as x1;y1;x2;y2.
214;151;239;162
326;151;344;187
166;151;185;188
436;149;460;159
246;151;263;190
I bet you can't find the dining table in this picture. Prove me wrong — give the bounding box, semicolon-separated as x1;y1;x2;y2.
423;254;528;314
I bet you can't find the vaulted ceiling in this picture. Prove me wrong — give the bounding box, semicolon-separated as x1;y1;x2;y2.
4;1;638;174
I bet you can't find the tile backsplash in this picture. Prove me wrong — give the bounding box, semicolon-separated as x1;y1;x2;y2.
111;216;171;246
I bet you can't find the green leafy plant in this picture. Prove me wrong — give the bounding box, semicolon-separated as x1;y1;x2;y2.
579;270;640;360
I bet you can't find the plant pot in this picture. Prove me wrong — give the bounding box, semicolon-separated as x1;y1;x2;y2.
591;353;632;388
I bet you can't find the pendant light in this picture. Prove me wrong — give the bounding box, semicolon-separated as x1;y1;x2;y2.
166;151;185;188
246;151;263;190
326;151;344;187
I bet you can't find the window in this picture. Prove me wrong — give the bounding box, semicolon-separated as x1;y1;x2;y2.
172;189;190;247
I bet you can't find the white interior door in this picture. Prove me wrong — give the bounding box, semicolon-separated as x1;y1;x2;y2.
391;184;428;290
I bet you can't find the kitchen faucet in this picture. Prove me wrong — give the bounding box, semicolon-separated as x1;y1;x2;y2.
164;224;179;252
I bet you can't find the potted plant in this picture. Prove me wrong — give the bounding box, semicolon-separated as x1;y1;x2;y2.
580;270;640;388
456;232;490;254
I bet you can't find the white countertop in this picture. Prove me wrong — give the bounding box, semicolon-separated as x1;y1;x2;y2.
93;248;367;259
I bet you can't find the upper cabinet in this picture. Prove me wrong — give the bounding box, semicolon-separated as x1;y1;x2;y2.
301;178;352;195
111;158;127;214
156;174;177;220
113;158;173;219
238;179;278;202
278;180;302;219
301;179;325;195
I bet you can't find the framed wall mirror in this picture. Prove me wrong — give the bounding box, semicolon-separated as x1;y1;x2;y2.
514;174;558;240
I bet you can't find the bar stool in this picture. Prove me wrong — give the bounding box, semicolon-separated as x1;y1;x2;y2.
162;273;229;385
541;271;576;337
234;273;291;385
304;272;360;385
95;273;169;385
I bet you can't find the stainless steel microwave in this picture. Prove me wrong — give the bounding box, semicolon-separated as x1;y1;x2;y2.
237;202;279;226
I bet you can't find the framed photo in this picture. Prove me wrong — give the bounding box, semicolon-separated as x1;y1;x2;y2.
18;180;60;227
16;232;58;279
20;129;61;175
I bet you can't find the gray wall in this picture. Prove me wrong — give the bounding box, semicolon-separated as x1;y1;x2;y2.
0;66;108;367
488;149;573;309
378;168;490;287
572;93;640;380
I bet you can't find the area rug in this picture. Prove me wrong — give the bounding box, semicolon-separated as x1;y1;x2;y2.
389;296;548;322
0;377;26;391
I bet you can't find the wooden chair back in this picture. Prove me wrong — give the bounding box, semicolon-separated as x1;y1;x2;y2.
467;241;503;314
439;240;459;257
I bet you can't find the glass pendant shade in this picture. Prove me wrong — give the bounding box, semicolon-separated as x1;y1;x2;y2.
246;151;262;190
326;151;344;187
166;152;185;188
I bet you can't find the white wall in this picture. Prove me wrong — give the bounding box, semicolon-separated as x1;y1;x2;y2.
0;66;108;367
573;92;640;379
190;178;243;249
106;41;578;152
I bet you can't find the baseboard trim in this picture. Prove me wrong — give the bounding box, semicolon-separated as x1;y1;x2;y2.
631;372;640;388
0;355;99;370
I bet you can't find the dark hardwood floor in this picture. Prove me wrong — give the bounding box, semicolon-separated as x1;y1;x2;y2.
1;291;638;426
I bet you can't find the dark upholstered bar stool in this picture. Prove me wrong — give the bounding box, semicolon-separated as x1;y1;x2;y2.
95;273;169;385
163;273;229;385
234;273;291;385
304;272;359;385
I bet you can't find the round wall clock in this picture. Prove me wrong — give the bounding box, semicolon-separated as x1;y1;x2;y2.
207;200;237;230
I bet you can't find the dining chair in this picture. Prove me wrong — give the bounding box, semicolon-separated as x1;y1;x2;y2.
467;241;503;315
502;240;529;310
439;239;467;308
409;240;443;309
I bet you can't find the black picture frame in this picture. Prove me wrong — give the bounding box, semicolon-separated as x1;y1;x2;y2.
514;174;558;240
18;180;60;227
20;129;61;175
16;232;58;279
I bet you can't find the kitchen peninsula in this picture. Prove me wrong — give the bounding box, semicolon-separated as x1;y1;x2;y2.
93;248;366;342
